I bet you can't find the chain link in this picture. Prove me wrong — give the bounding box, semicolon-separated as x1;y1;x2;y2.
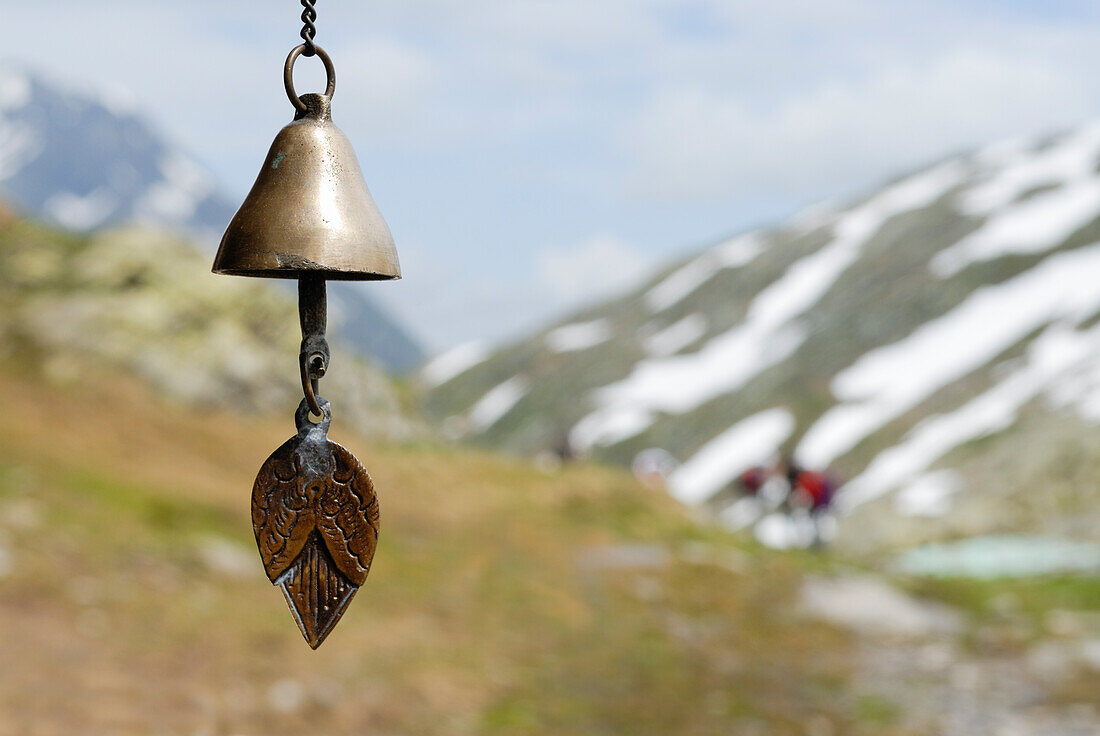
300;0;318;57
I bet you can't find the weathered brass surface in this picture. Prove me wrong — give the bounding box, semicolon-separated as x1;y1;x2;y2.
212;45;400;280
298;276;329;417
214;42;393;647
252;399;380;648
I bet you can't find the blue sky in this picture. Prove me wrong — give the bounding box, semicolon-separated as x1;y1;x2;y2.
13;1;1100;351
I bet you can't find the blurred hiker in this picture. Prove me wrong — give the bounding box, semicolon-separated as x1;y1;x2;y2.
793;470;833;511
553;430;577;464
738;465;767;496
777;457;803;514
791;469;838;548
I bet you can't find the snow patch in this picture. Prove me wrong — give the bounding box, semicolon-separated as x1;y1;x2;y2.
838;321;1100;512
545;319;612;353
799;243;1100;470
44;188;118;230
645;259;719;313
788;199;838;234
1044;334;1100;422
468;376;529;432
643;314;707;357
894;470;961;517
135;152;214;223
666;408;794;505
932;126;1100;276
644;232;763;312
570;406;656;452
421;341;491;387
572;161;966;450
714;232;767;268
933;179;1100;277
960;125;1100;216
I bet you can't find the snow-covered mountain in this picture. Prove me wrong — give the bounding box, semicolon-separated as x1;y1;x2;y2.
0;67;424;373
0;68;232;234
425;124;1100;548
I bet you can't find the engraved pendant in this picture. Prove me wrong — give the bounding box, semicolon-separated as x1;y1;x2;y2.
252;399;379;648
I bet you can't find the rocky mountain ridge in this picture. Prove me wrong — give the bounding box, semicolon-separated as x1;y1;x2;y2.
0;67;424;373
0;209;419;441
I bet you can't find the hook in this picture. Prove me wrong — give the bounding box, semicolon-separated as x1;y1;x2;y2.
298;276;329;418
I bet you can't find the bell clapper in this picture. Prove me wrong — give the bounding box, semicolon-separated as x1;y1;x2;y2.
211;3;398;648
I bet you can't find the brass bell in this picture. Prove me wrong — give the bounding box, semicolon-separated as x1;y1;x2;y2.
211;40;399;649
213;46;401;280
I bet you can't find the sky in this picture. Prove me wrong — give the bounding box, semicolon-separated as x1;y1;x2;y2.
11;0;1100;352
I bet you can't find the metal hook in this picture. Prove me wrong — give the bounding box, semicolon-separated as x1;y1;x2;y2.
298;276;329;418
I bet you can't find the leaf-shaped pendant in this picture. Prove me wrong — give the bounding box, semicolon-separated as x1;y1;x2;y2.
251;399;379;648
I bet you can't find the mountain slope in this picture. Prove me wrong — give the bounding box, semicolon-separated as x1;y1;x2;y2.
0;68;231;234
425;124;1100;543
0;367;892;736
5;338;1100;736
0;208;418;440
0;68;424;373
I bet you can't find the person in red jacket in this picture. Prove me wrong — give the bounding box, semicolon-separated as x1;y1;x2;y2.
791;469;838;548
794;470;833;511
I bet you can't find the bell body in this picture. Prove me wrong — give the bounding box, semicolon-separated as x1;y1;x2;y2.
213;94;401;280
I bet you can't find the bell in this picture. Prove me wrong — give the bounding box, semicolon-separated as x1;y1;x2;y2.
214;40;400;649
213;89;400;280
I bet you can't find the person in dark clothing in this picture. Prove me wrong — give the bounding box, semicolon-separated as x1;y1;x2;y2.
790;469;838;548
738;466;767;496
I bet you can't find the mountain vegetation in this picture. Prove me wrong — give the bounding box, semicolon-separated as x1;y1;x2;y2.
0;207;417;440
0;68;424;373
425;126;1100;549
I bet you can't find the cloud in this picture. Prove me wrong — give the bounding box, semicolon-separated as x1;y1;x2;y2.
379;234;651;350
619;2;1100;202
14;0;1100;350
626;44;1090;201
537;234;652;304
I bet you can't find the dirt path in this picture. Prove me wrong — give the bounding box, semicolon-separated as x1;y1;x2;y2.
801;573;1100;734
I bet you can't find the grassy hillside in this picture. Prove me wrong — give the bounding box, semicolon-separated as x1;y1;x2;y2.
3;369;1099;735
0;211;417;440
0;162;1097;734
0;367;891;736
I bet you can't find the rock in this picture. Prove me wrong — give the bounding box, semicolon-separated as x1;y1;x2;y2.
576;544;670;571
800;574;962;638
266;678;306;714
0;224;421;440
195;537;254;578
1077;639;1100;671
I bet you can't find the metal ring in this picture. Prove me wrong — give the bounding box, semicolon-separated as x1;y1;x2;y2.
295;396;331;432
301;354;325;418
284;43;336;112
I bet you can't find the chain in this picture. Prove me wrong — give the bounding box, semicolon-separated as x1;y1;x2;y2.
300;0;318;57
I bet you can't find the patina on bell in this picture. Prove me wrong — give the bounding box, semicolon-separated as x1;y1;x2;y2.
210;32;396;648
213;87;400;280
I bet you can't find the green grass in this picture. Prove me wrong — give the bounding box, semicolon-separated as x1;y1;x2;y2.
907;574;1100;630
0;370;921;735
